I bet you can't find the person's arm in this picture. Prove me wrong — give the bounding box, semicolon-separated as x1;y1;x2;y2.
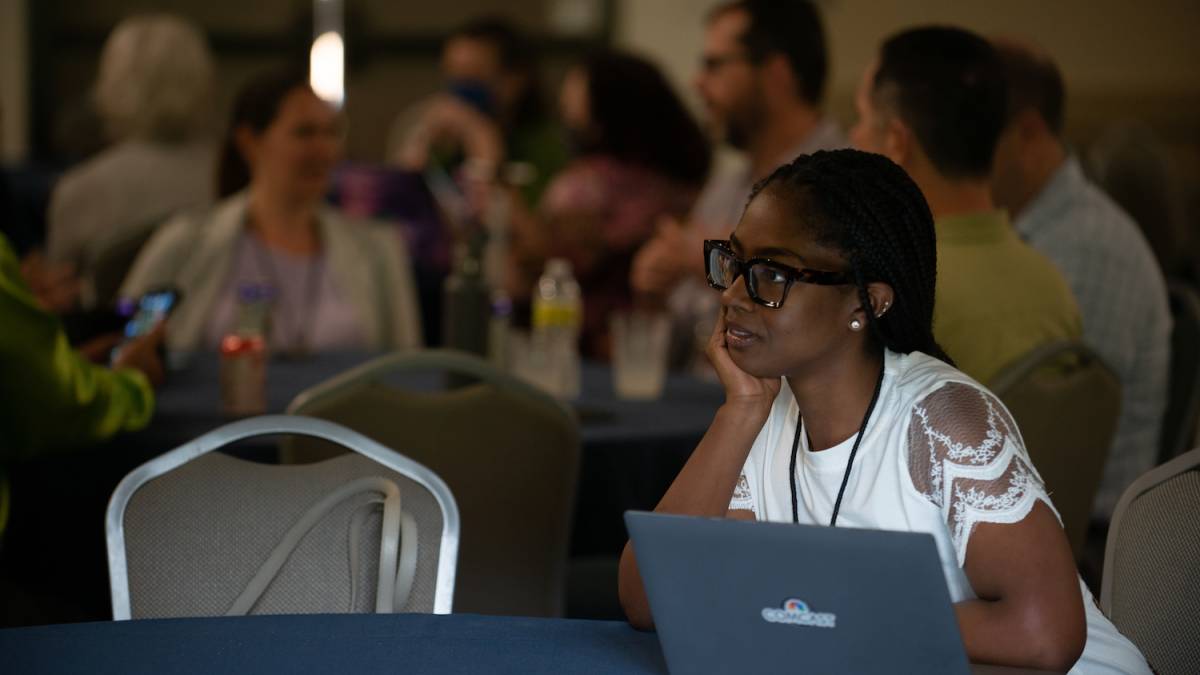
955;502;1085;671
0;236;161;459
629;216;707;300
393;95;504;174
618;311;780;629
905;382;1085;671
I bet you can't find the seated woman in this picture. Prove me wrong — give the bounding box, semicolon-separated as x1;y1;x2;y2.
617;150;1150;674
509;51;710;358
121;69;422;355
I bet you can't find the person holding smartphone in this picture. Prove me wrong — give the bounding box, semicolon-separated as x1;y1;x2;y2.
0;231;164;539
616;150;1149;674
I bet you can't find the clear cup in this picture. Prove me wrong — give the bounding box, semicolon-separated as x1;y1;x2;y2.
610;310;671;400
508;329;574;399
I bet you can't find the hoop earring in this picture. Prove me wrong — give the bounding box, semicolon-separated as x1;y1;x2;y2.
849;318;863;331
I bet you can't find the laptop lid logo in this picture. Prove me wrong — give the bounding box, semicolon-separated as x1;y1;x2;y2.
761;598;837;629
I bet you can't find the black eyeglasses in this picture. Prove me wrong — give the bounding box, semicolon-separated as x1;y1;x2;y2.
704;239;851;308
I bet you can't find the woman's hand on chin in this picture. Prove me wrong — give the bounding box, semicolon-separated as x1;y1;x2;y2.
707;311;780;416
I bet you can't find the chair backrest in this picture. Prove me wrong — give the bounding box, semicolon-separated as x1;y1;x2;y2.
989;341;1122;557
82;217;162;310
106;415;459;620
1161;281;1200;463
285;349;581;617
1102;447;1200;675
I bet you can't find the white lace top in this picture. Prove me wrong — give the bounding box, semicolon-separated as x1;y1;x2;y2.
728;350;1149;675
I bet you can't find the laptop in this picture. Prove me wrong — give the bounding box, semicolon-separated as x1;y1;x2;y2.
625;511;971;675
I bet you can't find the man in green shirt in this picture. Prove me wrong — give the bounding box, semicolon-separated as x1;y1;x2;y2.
850;26;1081;383
0;232;163;537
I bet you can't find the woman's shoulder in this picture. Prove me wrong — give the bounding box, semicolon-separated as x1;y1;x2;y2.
889;350;1028;502
319;208;410;268
541;158;616;213
887;350;990;408
884;350;1021;459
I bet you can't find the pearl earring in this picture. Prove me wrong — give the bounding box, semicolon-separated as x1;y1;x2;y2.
849;318;863;331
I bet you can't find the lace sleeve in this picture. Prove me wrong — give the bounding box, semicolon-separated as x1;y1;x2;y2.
906;382;1054;566
728;472;757;516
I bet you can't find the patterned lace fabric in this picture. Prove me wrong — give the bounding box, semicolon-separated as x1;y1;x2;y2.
907;382;1055;566
730;473;756;515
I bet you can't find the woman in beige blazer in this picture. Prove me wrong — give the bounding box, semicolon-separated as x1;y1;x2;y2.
122;69;422;354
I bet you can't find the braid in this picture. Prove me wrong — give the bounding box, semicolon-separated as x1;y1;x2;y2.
748;149;953;364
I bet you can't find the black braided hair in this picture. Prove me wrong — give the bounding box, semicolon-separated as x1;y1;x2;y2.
747;149;953;364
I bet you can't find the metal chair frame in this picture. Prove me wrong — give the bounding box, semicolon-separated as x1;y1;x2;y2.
105;414;461;620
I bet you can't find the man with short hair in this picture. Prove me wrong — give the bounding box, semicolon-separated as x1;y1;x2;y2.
631;0;844;368
850;26;1081;383
991;40;1170;519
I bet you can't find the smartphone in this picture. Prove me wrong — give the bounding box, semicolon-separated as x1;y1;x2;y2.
110;287;181;365
118;287;181;339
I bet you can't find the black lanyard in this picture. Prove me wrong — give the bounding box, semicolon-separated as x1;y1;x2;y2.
789;363;886;527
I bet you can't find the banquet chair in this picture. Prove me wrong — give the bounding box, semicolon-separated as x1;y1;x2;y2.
989;340;1121;558
285;349;580;618
1101;447;1200;675
106;415;459;620
1160;281;1200;463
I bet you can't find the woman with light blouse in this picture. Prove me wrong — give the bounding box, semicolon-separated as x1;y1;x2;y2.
122;69;422;355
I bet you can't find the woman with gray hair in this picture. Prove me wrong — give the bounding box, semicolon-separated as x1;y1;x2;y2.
46;13;216;305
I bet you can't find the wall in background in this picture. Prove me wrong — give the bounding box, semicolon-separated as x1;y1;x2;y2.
1;0;29;162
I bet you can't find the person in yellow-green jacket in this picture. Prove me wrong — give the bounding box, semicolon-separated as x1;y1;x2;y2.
0;231;164;538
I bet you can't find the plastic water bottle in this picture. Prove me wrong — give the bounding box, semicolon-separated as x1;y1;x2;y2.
532;258;582;398
220;283;271;416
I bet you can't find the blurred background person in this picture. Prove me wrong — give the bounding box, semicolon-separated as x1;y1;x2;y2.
121;68;422;355
45;13;216;304
506;50;710;359
990;40;1170;521
390;16;567;206
629;0;844;371
850;26;1081;384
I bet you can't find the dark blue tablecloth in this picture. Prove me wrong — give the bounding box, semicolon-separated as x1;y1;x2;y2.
1;613;668;675
143;352;722;448
0;612;1058;675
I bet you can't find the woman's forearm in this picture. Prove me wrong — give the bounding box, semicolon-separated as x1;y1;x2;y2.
654;402;767;516
618;401;768;629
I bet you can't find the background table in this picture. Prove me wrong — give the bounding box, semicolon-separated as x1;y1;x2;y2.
0;613;1057;675
142;352;725;557
0;352;722;625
